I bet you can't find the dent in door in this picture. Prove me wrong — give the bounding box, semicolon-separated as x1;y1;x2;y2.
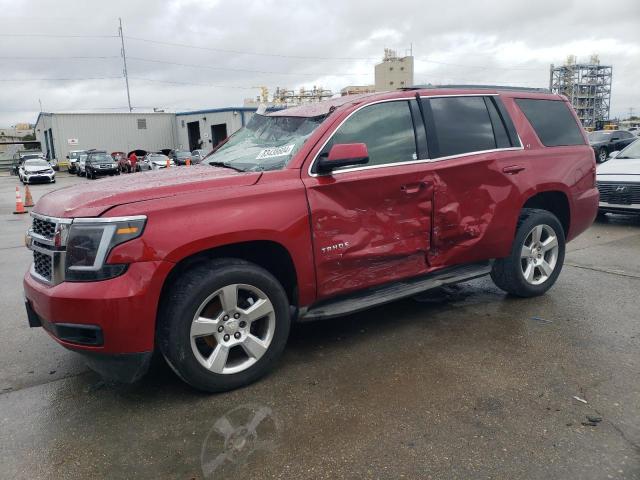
430;160;517;267
309;177;433;297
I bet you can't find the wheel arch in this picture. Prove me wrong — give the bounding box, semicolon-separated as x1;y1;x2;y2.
160;240;299;308
522;190;571;237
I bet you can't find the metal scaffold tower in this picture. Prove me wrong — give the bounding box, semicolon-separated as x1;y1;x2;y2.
549;55;612;128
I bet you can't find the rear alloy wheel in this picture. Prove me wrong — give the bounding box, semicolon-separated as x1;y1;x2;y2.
158;258;291;392
491;208;565;297
519;224;559;285
598;148;608;163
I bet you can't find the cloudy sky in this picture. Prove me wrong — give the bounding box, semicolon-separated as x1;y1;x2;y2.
0;0;638;126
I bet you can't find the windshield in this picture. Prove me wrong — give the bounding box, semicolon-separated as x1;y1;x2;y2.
588;132;612;142
69;151;83;159
616;139;640;159
150;155;169;161
25;159;49;167
90;154;111;163
22;154;43;160
175;151;190;158
206;114;324;172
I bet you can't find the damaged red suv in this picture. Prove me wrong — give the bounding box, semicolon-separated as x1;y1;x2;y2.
24;87;598;392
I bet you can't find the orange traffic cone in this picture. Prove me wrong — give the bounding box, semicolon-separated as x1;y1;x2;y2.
24;185;34;207
13;186;27;214
186;158;191;166
166;158;170;168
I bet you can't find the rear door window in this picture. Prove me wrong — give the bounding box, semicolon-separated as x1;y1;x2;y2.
515;99;585;147
423;96;498;158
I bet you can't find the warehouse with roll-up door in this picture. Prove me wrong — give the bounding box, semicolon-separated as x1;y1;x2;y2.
34;112;177;162
174;107;286;152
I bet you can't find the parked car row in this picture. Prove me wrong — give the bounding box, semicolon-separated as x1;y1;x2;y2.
588;129;637;163
67;148;208;179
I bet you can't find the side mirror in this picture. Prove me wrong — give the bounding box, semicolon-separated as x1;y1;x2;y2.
608;150;620;159
316;143;369;174
610;137;619;142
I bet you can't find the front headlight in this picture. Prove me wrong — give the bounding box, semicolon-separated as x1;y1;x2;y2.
65;216;146;281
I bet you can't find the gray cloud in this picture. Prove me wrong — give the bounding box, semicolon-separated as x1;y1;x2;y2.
0;0;638;126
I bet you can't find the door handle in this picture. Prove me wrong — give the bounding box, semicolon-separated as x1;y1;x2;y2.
401;182;426;194
502;165;526;175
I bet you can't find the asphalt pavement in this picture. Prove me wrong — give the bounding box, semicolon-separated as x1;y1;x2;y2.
0;172;638;479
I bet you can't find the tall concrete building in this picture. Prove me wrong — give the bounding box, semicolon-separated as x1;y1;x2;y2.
374;48;414;91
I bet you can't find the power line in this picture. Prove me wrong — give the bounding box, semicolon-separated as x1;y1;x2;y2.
0;31;543;71
125;36;378;61
124;35;541;71
0;33;118;38
127;56;371;77
418;58;540;71
129;77;256;90
0;76;122;81
0;56;120;60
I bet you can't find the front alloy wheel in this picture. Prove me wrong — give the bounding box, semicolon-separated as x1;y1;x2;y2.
190;284;276;375
158;258;291;392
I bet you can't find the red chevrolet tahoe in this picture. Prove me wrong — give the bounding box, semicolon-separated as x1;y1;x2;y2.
24;87;598;392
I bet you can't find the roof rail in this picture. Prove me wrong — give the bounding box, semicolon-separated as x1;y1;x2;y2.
404;84;550;93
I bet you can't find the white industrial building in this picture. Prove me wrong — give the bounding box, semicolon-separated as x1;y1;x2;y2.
35;112;177;160
34;107;270;161
175;107;260;152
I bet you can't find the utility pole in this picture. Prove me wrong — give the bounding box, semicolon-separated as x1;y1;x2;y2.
38;98;43;112
118;17;132;112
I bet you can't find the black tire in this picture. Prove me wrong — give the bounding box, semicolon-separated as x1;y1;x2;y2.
490;208;565;298
597;148;608;163
157;258;291;392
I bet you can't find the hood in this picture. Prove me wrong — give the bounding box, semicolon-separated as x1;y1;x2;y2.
589;140;608;147
34;165;262;218
24;165;52;172
597;158;640;177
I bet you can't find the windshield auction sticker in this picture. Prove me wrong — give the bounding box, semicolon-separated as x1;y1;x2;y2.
256;144;295;160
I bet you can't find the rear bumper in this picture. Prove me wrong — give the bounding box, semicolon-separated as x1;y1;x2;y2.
23;260;174;354
567;187;599;241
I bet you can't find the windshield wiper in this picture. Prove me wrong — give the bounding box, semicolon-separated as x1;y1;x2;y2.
209;161;246;172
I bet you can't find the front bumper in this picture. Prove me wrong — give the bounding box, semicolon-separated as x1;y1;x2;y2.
23;260;174;354
24;173;55;183
599;202;640;214
92;167;119;175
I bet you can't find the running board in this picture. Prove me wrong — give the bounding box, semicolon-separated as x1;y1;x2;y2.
299;261;492;322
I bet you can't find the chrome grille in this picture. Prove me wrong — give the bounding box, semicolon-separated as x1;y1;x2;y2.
32;217;56;239
33;250;52;281
597;182;640;205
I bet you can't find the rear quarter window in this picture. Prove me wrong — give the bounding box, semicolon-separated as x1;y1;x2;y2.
515;99;585;147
